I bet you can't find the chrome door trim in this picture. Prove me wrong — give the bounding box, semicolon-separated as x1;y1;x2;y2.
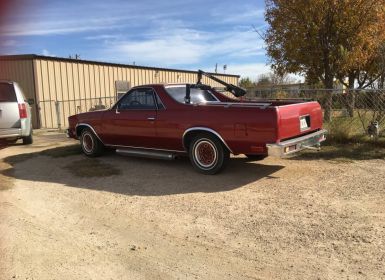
106;144;186;153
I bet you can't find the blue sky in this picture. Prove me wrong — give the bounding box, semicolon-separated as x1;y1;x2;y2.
0;0;272;79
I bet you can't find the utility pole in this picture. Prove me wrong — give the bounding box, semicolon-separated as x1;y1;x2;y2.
215;63;218;73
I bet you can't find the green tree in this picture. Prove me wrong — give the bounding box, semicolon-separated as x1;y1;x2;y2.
239;77;255;88
256;74;272;86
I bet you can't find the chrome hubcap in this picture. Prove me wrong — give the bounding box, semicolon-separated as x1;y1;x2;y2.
82;133;94;153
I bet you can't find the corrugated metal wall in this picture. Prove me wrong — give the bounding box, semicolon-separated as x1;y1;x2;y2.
1;56;239;129
0;59;39;127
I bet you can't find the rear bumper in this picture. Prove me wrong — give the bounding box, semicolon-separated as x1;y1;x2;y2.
267;129;327;157
0;118;31;140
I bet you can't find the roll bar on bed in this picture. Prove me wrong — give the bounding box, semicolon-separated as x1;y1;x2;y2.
184;70;246;104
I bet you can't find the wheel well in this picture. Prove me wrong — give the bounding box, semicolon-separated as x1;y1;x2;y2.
76;125;88;137
183;130;230;153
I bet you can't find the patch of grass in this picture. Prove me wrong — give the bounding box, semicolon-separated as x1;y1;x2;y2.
324;115;365;143
296;141;385;161
324;110;385;144
65;158;121;177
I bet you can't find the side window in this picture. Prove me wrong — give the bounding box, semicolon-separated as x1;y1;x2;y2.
117;88;156;110
155;94;165;109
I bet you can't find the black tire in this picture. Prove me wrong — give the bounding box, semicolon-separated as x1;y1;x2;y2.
189;133;229;175
245;154;267;161
22;129;33;145
80;128;103;157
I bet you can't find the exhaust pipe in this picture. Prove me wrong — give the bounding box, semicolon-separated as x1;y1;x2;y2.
116;148;176;160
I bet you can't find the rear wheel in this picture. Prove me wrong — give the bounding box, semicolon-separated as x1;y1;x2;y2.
189;133;229;175
22;129;33;145
80;128;103;157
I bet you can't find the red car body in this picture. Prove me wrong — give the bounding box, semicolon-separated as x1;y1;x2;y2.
67;84;326;174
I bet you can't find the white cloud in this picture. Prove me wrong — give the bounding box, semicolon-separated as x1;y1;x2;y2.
0;39;17;47
85;34;122;40
207;30;265;58
2;0;272;80
101;25;266;67
0;17;126;36
218;63;271;79
0;4;184;37
42;49;56;57
112;37;204;65
211;8;265;24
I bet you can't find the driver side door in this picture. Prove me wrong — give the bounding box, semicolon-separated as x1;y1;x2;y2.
102;88;157;147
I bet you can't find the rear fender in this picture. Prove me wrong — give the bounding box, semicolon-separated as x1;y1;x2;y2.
182;127;233;153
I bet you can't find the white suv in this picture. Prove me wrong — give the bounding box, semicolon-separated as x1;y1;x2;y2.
0;81;33;144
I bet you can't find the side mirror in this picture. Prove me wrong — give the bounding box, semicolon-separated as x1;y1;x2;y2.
27;99;35;105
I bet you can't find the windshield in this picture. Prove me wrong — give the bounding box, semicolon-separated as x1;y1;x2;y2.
165;85;219;104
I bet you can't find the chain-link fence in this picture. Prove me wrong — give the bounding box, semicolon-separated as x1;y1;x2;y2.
245;88;385;140
38;96;117;129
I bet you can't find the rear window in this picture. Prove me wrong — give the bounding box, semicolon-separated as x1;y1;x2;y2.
165;85;219;104
0;83;17;102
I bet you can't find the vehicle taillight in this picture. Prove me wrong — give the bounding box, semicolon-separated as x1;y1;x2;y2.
18;103;28;119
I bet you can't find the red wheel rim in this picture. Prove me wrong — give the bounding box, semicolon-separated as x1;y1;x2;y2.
194;140;217;168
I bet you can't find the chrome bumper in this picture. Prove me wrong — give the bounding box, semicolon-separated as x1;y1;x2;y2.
267;129;327;158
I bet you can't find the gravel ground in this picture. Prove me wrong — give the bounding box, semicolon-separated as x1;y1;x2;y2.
0;132;384;280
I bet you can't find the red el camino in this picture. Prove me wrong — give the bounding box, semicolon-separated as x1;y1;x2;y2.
66;72;326;174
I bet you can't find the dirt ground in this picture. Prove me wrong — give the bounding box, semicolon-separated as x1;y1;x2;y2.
0;132;384;280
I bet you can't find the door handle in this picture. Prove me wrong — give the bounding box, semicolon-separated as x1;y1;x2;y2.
147;117;155;121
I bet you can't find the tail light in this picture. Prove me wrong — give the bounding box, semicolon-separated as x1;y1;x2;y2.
18;103;28;119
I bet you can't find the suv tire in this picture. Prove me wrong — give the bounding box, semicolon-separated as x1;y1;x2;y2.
22;129;33;145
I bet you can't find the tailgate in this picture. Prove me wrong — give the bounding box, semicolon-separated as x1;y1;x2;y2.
276;101;323;141
0;102;20;129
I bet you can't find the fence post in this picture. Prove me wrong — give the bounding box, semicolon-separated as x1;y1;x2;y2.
55;101;62;130
324;93;332;122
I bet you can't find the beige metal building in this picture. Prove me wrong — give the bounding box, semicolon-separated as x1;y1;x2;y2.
0;55;240;129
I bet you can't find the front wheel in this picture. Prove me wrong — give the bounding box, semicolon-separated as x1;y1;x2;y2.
189;133;229;175
80;128;103;157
